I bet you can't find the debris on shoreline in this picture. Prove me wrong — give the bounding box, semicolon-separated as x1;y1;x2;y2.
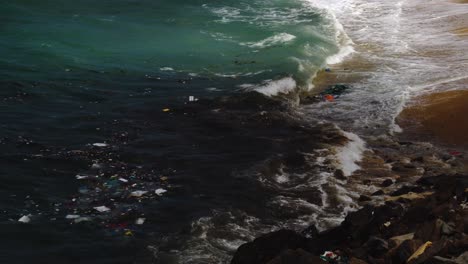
231;172;467;264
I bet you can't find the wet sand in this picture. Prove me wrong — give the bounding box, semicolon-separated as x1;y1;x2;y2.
397;89;468;149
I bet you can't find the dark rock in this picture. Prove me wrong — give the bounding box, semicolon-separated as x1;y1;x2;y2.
381;179;394;187
391;185;425;196
334;169;346;180
231;229;310;264
372;190;385;196
390;239;424;264
301;225;319;239
359;195;372;202
412;156;425;163
414;219;443;242
407;239;448;264
266;249;326;264
363;237;389;258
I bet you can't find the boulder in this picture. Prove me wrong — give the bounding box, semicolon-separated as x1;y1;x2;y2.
231;229;310;264
266;249;326;264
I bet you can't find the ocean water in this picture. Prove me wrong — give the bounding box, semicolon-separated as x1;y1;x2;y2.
0;1;352;263
2;0;467;263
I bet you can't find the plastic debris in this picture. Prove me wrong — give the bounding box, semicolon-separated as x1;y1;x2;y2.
124;230;133;236
407;241;432;263
135;218;146;225
320;250;348;263
155;188;167;196
94;206;110;212
74;217;91;223
92;143;108;147
76;175;89;180
384;221;391;227
65;214;80;219
324;94;335;102
119;178;129;183
130;190;148;197
18;215;31;223
162;108;170;112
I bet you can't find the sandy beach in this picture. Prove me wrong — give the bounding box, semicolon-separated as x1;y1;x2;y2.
397;89;468;149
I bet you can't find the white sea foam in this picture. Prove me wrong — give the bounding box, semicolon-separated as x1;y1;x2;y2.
243;33;297;49
251;77;297;97
335;130;366;176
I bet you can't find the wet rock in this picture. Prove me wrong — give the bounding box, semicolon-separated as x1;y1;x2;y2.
266;249;325;264
407;239;448;264
372;190;385;196
334;169;346;180
359;195;372;202
391;185;425;196
389;233;415;249
381;179;394;187
363;237;388;258
231;229;310;264
390;239;424;264
301;225;319;239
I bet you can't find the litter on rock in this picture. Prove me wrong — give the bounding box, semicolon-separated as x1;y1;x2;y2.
407;241;432;263
92;143;108;147
119;178;129;183
130;190;148;197
18;215;31;223
124;230;133;236
162;108;170;112
94;206;110;212
155;188;167;196
135;218;146;225
320;250;348;263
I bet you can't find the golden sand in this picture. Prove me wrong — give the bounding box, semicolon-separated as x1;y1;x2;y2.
453;27;468;36
397;90;468;148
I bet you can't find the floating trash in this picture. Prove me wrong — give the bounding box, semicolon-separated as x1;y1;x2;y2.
65;214;80;219
94;206;110;212
130;190;148;197
155;188;167;196
18;215;31;223
92;143;108;147
135;218;146;225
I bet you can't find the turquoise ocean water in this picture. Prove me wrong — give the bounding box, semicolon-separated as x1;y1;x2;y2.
0;0;345;263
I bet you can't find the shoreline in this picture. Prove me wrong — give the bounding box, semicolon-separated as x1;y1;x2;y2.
231;0;468;263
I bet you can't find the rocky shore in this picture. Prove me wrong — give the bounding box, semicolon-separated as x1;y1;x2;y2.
231;170;467;264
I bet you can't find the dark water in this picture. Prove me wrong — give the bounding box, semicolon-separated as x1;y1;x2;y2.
0;0;345;263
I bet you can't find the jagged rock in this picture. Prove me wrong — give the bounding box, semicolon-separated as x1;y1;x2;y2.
390;239;424;264
334;169;346;181
266;249;326;264
372;190;385;196
389;233;415;249
407;239;448;264
381;179;394;187
363;237;388;258
301;225;319;239
391;185;425;196
359;195;372;202
231;229;310;264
